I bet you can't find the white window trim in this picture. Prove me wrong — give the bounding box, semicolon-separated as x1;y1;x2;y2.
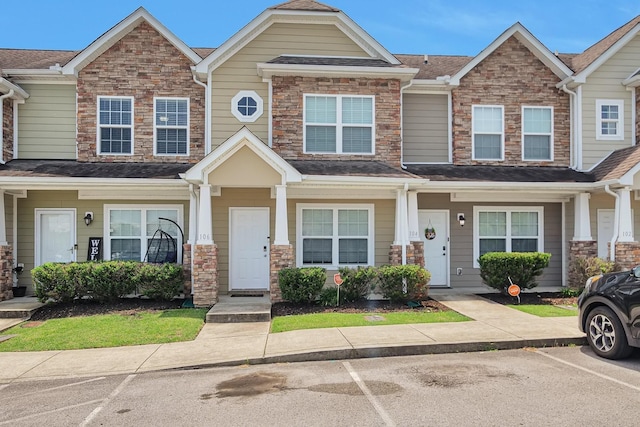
521;106;554;161
303;94;376;155
472;206;544;268
296;203;375;269
231;90;263;123
472;105;504;161
103;204;184;263
596;99;624;141
153;97;190;156
97;95;134;156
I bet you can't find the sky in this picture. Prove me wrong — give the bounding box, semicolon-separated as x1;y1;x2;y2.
2;1;640;56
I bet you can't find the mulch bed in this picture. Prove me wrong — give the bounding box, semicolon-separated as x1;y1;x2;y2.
271;298;448;317
477;292;578;306
29;298;185;321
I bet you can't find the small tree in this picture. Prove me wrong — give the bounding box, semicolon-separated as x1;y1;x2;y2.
479;252;551;293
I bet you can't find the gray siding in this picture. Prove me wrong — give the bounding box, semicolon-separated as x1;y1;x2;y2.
403;93;449;163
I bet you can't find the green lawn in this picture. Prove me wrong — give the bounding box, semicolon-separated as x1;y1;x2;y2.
507;304;578;317
270;310;470;333
0;308;208;352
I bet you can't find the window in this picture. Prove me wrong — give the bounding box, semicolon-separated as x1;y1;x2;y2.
473;207;543;268
155;98;189;155
297;204;374;268
105;205;182;262
596;99;624;140
472;105;503;160
522;106;553;160
304;95;374;154
98;96;133;154
231;90;263;122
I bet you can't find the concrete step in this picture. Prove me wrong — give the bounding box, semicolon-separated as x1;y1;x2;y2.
0;297;44;319
206;295;271;323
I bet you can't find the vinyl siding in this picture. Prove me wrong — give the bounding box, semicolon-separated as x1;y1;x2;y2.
4;194;12;247
403;93;449;163
210;23;370;149
581;34;640;169
418;193;563;288
17;84;76;159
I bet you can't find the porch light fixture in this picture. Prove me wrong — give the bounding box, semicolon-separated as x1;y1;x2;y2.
84;212;93;226
457;213;466;227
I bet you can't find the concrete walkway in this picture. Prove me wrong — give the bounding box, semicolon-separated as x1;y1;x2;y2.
0;294;585;382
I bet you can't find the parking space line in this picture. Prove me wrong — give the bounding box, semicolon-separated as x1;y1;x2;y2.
0;377;106;401
79;374;136;426
343;362;396;427
0;399;102;426
534;349;640;392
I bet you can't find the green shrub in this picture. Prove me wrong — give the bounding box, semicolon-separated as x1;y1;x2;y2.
337;266;378;302
278;267;326;304
32;262;79;303
568;256;618;290
478;252;551;293
136;263;184;301
84;261;139;302
318;286;342;307
377;265;430;302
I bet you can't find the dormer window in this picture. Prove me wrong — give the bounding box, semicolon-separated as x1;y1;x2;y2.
596;99;624;141
304;95;375;154
231;90;263;122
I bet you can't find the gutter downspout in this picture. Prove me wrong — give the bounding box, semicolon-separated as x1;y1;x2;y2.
561;85;578;169
604;185;619;261
191;70;210;155
0;89;15;164
399;81;414;170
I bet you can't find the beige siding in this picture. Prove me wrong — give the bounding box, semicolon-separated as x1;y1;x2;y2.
418;194;563;288
581;34;640;169
403;93;449;163
18;84;76;159
4;194;12;247
16;191;189;291
211;23;370;148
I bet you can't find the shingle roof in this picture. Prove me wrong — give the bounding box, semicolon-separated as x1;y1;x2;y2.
571;15;640;74
590;145;640;182
287;160;419;179
269;0;340;12
0;160;189;179
394;54;473;79
405;164;594;183
0;49;78;69
268;56;394;67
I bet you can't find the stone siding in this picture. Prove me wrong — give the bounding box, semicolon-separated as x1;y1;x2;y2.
614;242;640;271
271;76;402;166
77;21;205;163
452;36;570;166
182;243;192;295
192;244;218;307
568;240;597;288
0;245;13;301
270;244;293;302
2;99;13;162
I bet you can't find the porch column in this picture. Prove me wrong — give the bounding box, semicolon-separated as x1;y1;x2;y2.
573;192;592;241
196;185;213;245
407;191;420;242
390;188;408;265
273;184;289;245
187;184;198;244
0;190;6;245
192;184;217;307
0;190;12;301
617;187;634;242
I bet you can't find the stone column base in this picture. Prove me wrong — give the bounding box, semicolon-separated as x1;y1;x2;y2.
182;243;192;296
389;245;402;265
0;245;13;301
192;244;218;307
410;241;425;268
270;244;293;303
568;240;598;288
389;244;424;267
614;241;640;271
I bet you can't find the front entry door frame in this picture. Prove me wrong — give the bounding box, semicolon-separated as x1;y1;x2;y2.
418;209;450;287
229;207;270;291
35;208;77;267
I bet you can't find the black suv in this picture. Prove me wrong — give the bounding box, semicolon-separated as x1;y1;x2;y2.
578;266;640;359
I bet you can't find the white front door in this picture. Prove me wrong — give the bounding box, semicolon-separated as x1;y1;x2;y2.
419;210;449;287
35;209;76;266
598;209;634;259
229;207;270;290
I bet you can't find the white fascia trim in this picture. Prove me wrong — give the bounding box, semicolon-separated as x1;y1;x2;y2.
0;78;29;100
573;24;640;84
622;73;640;88
449;22;572;86
301;175;427;187
62;7;201;76
0;177;188;189
195;9;399;74
257;63;418;82
403;80;451;94
423;181;598;192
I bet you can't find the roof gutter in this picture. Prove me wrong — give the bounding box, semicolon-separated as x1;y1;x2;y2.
0;90;15;165
191;67;211;155
560;84;580;169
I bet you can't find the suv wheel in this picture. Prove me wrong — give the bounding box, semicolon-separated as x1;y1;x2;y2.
586;306;633;359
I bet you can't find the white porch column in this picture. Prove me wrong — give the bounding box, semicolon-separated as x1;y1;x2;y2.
407;191;420;242
188;184;199;245
0;190;6;245
618;187;634;242
573;192;592;241
394;189;408;246
196;184;214;245
273;184;289;245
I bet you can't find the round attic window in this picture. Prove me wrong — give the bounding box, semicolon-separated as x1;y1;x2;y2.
231;90;263;123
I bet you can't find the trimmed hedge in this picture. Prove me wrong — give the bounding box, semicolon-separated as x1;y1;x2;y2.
32;261;184;303
568;256;618;290
378;264;430;302
278;267;326;304
478;252;551;292
337;266;378;302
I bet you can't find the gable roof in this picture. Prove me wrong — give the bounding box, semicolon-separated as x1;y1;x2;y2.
590;145;640;184
61;7;202;76
571;15;640;75
0;49;78;70
270;0;339;12
448;22;573;85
